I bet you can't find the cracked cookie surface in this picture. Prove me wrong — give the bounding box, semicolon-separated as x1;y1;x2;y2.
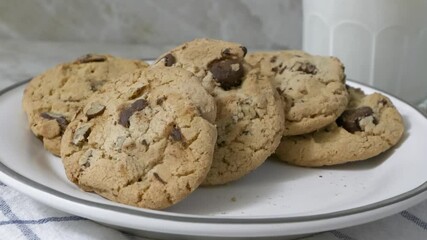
246;50;348;136
155;38;285;185
22;54;148;156
61;67;217;209
275;87;404;167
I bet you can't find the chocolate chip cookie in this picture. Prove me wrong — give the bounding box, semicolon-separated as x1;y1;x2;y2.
246;50;348;136
61;67;217;209
155;38;285;185
22;54;148;156
275;86;405;167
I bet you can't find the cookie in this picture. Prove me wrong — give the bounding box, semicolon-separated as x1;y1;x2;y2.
275;87;405;167
22;54;148;156
155;38;285;185
61;67;217;209
246;50;348;136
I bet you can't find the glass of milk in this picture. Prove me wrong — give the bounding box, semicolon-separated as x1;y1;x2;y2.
303;0;427;104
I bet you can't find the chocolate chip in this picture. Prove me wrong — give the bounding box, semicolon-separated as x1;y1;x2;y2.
270;56;277;63
336;107;376;133
240;46;248;57
209;59;244;90
170;125;183;142
163;53;176;67
153;172;166;184
72;124;91;146
379;99;388;106
292;62;318;74
119;99;148;128
305;63;317;74
272;66;279;73
40;112;69;132
156;96;167;105
85;102;105;120
75;54;107;64
222;48;232;57
279;66;287;74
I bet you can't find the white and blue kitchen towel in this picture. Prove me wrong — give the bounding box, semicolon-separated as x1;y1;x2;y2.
1;180;427;240
0;181;145;240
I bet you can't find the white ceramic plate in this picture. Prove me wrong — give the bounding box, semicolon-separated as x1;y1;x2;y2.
0;80;427;239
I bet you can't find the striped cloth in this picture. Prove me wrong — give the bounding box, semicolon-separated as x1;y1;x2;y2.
1;180;426;239
0;181;145;240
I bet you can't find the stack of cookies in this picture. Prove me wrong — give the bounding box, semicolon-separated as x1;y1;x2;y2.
22;38;405;210
246;50;405;167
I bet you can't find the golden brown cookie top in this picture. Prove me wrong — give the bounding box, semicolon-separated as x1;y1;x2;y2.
276;86;405;167
22;54;148;155
61;67;217;209
155;38;285;185
154;38;248;93
247;50;348;136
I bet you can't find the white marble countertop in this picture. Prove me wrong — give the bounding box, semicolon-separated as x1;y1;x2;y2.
1;40;427;240
0;39;172;88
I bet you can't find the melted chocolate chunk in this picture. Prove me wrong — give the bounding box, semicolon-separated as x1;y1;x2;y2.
118;99;148;128
75;54;107;64
209;59;244;90
336;106;376;133
163;53;176;67
40;112;69;132
170;125;183;142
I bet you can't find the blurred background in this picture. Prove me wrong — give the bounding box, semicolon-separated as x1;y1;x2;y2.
0;0;302;87
0;0;426;106
0;0;302;52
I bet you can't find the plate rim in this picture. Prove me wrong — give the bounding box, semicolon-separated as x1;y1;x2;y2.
0;79;427;225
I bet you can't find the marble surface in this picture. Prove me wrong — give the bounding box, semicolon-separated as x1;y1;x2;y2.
1;39;426;115
0;39;166;86
0;0;302;50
